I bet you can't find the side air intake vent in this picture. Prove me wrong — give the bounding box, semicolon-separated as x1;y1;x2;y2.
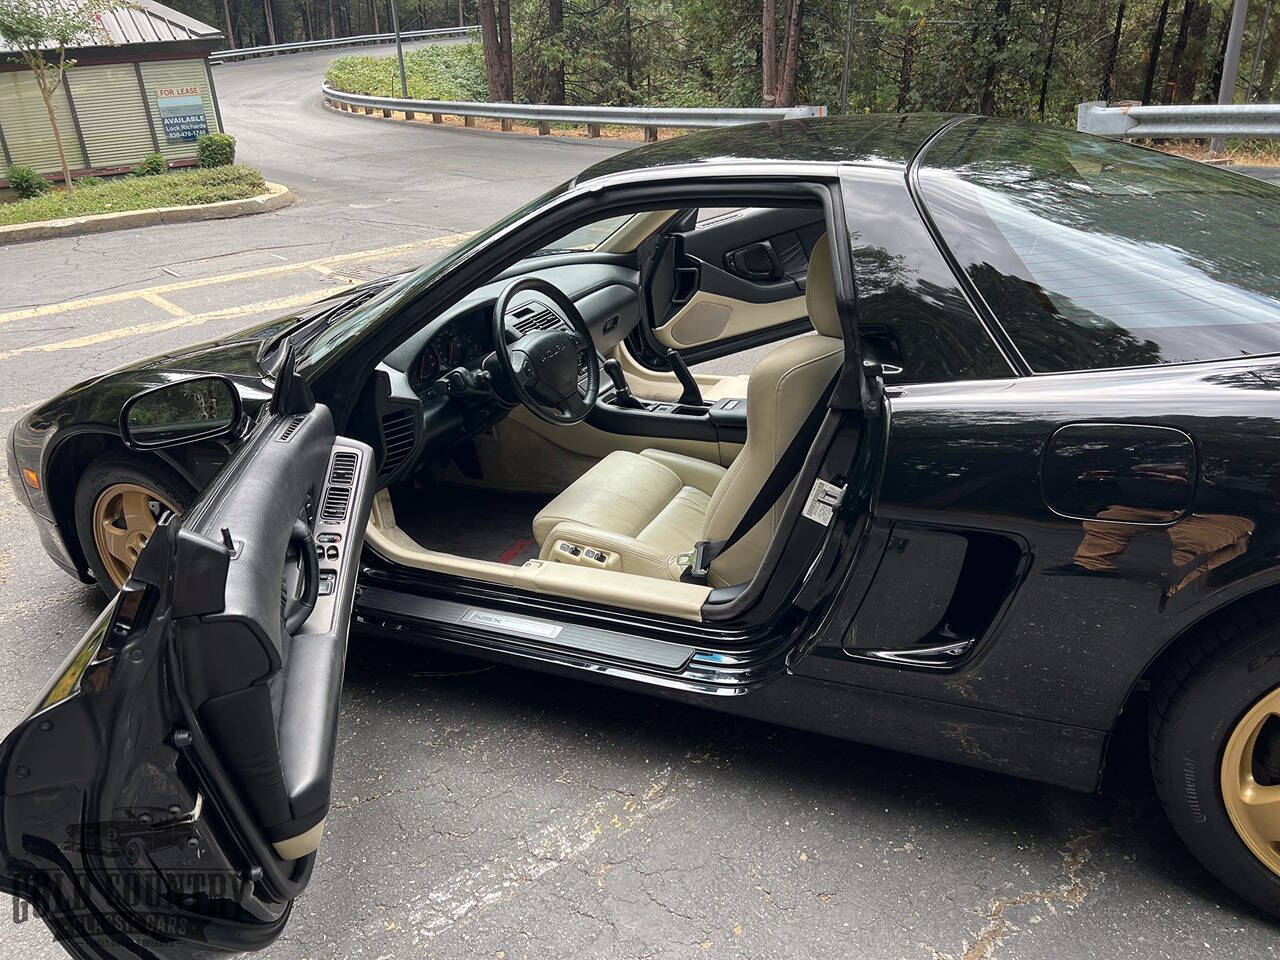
320;451;358;523
276;415;306;443
380;408;416;475
512;309;561;336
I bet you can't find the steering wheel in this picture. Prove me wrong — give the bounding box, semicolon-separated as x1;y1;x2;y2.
492;277;599;426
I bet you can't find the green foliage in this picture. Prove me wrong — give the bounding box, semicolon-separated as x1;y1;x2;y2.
6;164;52;200
196;133;237;168
0;0;115;54
75;175;104;187
133;153;168;177
0;164;268;226
176;0;1280;126
325;42;489;101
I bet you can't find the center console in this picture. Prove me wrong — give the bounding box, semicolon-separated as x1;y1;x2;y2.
589;387;747;446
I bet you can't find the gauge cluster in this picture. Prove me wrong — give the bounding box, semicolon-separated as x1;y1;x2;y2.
408;307;490;397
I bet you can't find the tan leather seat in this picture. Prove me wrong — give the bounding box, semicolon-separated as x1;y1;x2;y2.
534;235;845;588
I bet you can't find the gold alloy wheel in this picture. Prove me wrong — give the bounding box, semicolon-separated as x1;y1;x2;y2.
91;482;178;588
1221;685;1280;879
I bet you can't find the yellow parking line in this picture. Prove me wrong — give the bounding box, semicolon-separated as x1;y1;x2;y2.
0;232;471;326
140;292;191;317
0;285;356;362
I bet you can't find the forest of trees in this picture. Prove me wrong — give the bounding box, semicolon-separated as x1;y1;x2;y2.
177;0;1280;124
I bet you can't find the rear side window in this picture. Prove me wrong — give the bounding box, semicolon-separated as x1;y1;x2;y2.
918;120;1280;372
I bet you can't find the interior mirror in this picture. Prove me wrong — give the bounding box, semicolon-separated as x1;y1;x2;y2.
121;376;241;450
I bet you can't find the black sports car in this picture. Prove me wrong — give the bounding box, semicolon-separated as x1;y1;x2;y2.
5;114;1280;957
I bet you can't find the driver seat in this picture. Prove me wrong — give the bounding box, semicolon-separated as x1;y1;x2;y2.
532;235;845;588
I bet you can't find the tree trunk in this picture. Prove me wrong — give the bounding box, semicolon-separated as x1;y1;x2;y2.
548;0;564;104
775;0;804;107
1206;10;1231;101
263;0;277;44
623;0;635;100
1099;0;1126;101
39;82;74;191
980;0;1012;115
896;22;917;111
221;0;235;45
1177;0;1212;101
496;0;512;99
1037;0;1064;117
1143;0;1172;102
762;0;777;105
476;0;506;98
370;0;380;33
1259;10;1280;98
1163;0;1196;101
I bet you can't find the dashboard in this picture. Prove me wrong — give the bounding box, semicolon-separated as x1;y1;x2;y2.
371;260;643;479
406;307;490;397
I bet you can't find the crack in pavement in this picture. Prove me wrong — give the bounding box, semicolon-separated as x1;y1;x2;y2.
402;764;680;942
955;828;1106;960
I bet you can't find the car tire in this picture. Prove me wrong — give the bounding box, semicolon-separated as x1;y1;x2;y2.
1151;594;1280;920
74;453;193;596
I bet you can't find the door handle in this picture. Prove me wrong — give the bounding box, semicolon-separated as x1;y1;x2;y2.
725;241;783;282
283;518;318;634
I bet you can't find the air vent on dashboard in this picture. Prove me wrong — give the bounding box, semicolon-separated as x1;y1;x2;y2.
276;415;306;443
380;408;416;475
320;451;358;523
512;309;561;336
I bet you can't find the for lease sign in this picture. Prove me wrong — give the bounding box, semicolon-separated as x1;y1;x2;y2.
156;87;209;143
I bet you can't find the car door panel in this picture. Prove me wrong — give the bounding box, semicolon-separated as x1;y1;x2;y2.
0;402;374;958
639;207;826;362
656;290;808;351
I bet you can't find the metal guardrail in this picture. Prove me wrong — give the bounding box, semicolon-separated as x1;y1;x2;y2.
210;26;477;62
322;84;826;139
1078;100;1280;139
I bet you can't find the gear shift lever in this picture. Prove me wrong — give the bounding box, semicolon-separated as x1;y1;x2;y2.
603;357;645;409
664;349;704;407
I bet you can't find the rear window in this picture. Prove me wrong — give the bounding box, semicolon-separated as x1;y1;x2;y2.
918;120;1280;373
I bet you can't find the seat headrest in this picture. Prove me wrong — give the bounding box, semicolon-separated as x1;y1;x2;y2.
806;235;843;339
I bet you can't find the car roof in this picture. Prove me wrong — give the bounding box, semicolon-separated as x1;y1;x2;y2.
571;112;959;185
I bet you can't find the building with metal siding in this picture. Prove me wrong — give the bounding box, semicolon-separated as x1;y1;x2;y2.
0;0;224;184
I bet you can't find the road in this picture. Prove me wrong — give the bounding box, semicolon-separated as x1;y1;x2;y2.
0;42;1277;960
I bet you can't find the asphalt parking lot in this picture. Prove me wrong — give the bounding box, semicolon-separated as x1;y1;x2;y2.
0;42;1278;960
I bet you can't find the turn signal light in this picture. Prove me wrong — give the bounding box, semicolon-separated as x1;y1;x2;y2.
21;468;39;491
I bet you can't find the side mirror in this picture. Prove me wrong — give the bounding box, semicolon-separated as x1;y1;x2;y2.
121;376;242;450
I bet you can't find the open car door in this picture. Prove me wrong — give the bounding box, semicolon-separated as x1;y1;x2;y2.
0;388;374;958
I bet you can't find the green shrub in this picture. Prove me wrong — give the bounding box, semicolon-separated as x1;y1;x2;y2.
133;153;167;177
0;164;268;226
75;175;104;188
325;41;488;101
7;164;52;200
196;133;236;168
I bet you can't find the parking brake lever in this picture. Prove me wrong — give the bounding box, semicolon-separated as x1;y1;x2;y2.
665;349;703;407
602;358;644;410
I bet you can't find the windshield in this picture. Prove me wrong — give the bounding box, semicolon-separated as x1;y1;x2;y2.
918;121;1280;372
533;215;631;255
299;182;569;373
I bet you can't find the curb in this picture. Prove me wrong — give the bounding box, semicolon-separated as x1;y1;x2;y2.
0;182;296;245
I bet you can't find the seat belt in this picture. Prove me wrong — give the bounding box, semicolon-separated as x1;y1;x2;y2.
683;376;838;583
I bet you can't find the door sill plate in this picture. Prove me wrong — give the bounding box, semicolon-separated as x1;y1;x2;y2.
358;587;696;670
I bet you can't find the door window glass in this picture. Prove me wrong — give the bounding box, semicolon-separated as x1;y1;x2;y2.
919;121;1280;372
